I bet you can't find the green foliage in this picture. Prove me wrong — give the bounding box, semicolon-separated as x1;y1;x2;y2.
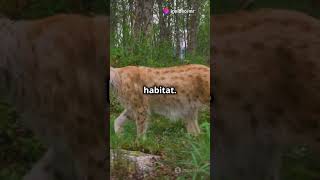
111;0;210;68
111;33;190;68
0;101;45;180
111;39;209;68
197;0;210;57
174;122;210;180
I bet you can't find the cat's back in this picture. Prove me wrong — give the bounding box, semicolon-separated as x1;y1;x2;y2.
116;64;209;90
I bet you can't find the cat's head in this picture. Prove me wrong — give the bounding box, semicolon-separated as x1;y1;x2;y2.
110;67;120;91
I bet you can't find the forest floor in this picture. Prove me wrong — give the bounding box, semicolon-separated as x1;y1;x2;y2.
0;101;45;180
110;93;211;179
0;97;319;179
109;94;320;179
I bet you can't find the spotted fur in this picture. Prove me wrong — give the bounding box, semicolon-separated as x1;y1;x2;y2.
110;64;210;137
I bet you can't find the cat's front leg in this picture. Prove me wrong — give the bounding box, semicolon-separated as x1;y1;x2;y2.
134;107;149;139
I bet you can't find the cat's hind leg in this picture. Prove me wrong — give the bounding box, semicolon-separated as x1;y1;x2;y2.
114;109;131;134
185;109;201;135
23;147;77;180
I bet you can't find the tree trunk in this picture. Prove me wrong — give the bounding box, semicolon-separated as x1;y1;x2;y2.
187;0;200;54
121;0;127;49
158;0;171;42
157;0;166;42
129;0;134;32
174;0;181;58
183;7;187;58
110;0;118;39
133;0;154;39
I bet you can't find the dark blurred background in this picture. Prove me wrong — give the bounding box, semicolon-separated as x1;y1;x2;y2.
0;1;109;179
211;0;320;180
212;0;320;19
0;0;109;19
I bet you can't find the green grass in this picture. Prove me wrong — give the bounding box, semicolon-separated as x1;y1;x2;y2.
110;93;211;179
1;94;319;179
